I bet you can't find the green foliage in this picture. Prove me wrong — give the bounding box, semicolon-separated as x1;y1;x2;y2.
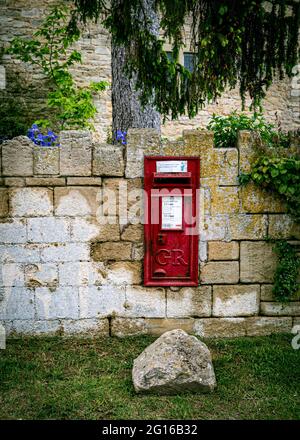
7;5;108;130
207;112;289;148
0;96;30;142
72;0;300;119
271;240;300;302
240;155;300;223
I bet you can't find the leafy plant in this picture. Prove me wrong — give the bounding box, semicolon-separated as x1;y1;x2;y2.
207;112;289;148
27;124;60;147
7;5;108;130
271;240;300;302
240;155;300;223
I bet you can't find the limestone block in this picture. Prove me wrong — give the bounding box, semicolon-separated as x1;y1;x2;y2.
26;177;66;186
240;241;277;283
183;130;218;178
125;128;161;178
0;219;27;243
208;241;239;261
10;188;53;217
0;244;40;264
40;243;90;263
58;261;107;286
261;284;300;301
70;217;120;242
200;215;228;241
238;130;259;174
54;187;101;216
4;178;25;187
27;217;71;243
91;241;132;261
11;319;62;335
93;143;124;176
33;146;59;175
240;182;285;214
35;286;79;320
111;317;196;337
245;316;293;336
0;263;24;287
123;286;166;318
201;261;239;284
111;317;147;337
106;261;142;285
24;263;58;290
0;189;8;217
67;177;102;186
194;317;246;338
213;285;260;317
79;285;125;318
228;214;268;240
260;302;300;316
217;148;239;185
2;136;33;176
60;130;92;176
161;139;185;156
102;177;143;220
132;243;144;261
211;186;240;215
268;214;300;239
0;287;34;320
166;286;211;318
62;318;109;336
199;241;208;262
121;224;143;242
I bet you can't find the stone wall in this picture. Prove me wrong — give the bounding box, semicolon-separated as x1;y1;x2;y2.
0;128;299;338
0;0;299;142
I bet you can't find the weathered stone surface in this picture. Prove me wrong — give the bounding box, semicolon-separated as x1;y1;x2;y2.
238;131;259;174
261;284;300;301
93;143;124;176
0;244;40;263
132;243;144;261
126;128;161;178
121;224;143;242
132;329;216;394
91;241;132;261
67;177;102;186
0;188;8;217
208;241;239;261
27;217;71;243
166;286;212;318
26;177;66;186
111;317;147;337
240;182;285;214
10;188;53;217
245;316;293;336
260;302;300;316
35;286;79;319
24;263;58;290
0;287;35;320
107;261;142;285
40;243;90;263
11;319;62;335
268;214;300;239
228;214;268;240
62;318;109;336
79;285;125;318
240;241;277;283
194;318;246;338
213;285;260;317
200;215;228;241
124;286;166;318
4;178;25;187
217;148;239;185
0;263;24;287
2;136;33;176
0;219;27;244
201;261;239;284
111;318;195;337
211;186;240;215
60;130;92;176
54;187;101;217
71;217;120;242
58;261;106;286
33;146;59;175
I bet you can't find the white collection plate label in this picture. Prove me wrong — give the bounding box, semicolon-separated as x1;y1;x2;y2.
156;160;187;173
161;196;182;229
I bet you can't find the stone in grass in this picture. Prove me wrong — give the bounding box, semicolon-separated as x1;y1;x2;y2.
132;329;216;394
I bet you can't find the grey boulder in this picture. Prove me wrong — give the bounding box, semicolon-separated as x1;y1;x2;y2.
132;329;216;394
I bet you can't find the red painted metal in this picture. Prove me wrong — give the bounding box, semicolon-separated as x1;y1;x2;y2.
144;156;200;286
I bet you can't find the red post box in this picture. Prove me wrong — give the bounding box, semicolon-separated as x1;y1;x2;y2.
144;156;200;286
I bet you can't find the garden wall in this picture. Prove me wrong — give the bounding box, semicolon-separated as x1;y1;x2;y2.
0;129;299;338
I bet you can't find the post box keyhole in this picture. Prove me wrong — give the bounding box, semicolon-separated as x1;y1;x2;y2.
157;233;166;245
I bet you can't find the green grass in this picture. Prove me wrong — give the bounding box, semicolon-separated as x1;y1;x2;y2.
0;334;299;420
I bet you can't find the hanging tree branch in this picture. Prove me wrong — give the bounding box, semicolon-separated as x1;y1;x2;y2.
71;0;300;119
